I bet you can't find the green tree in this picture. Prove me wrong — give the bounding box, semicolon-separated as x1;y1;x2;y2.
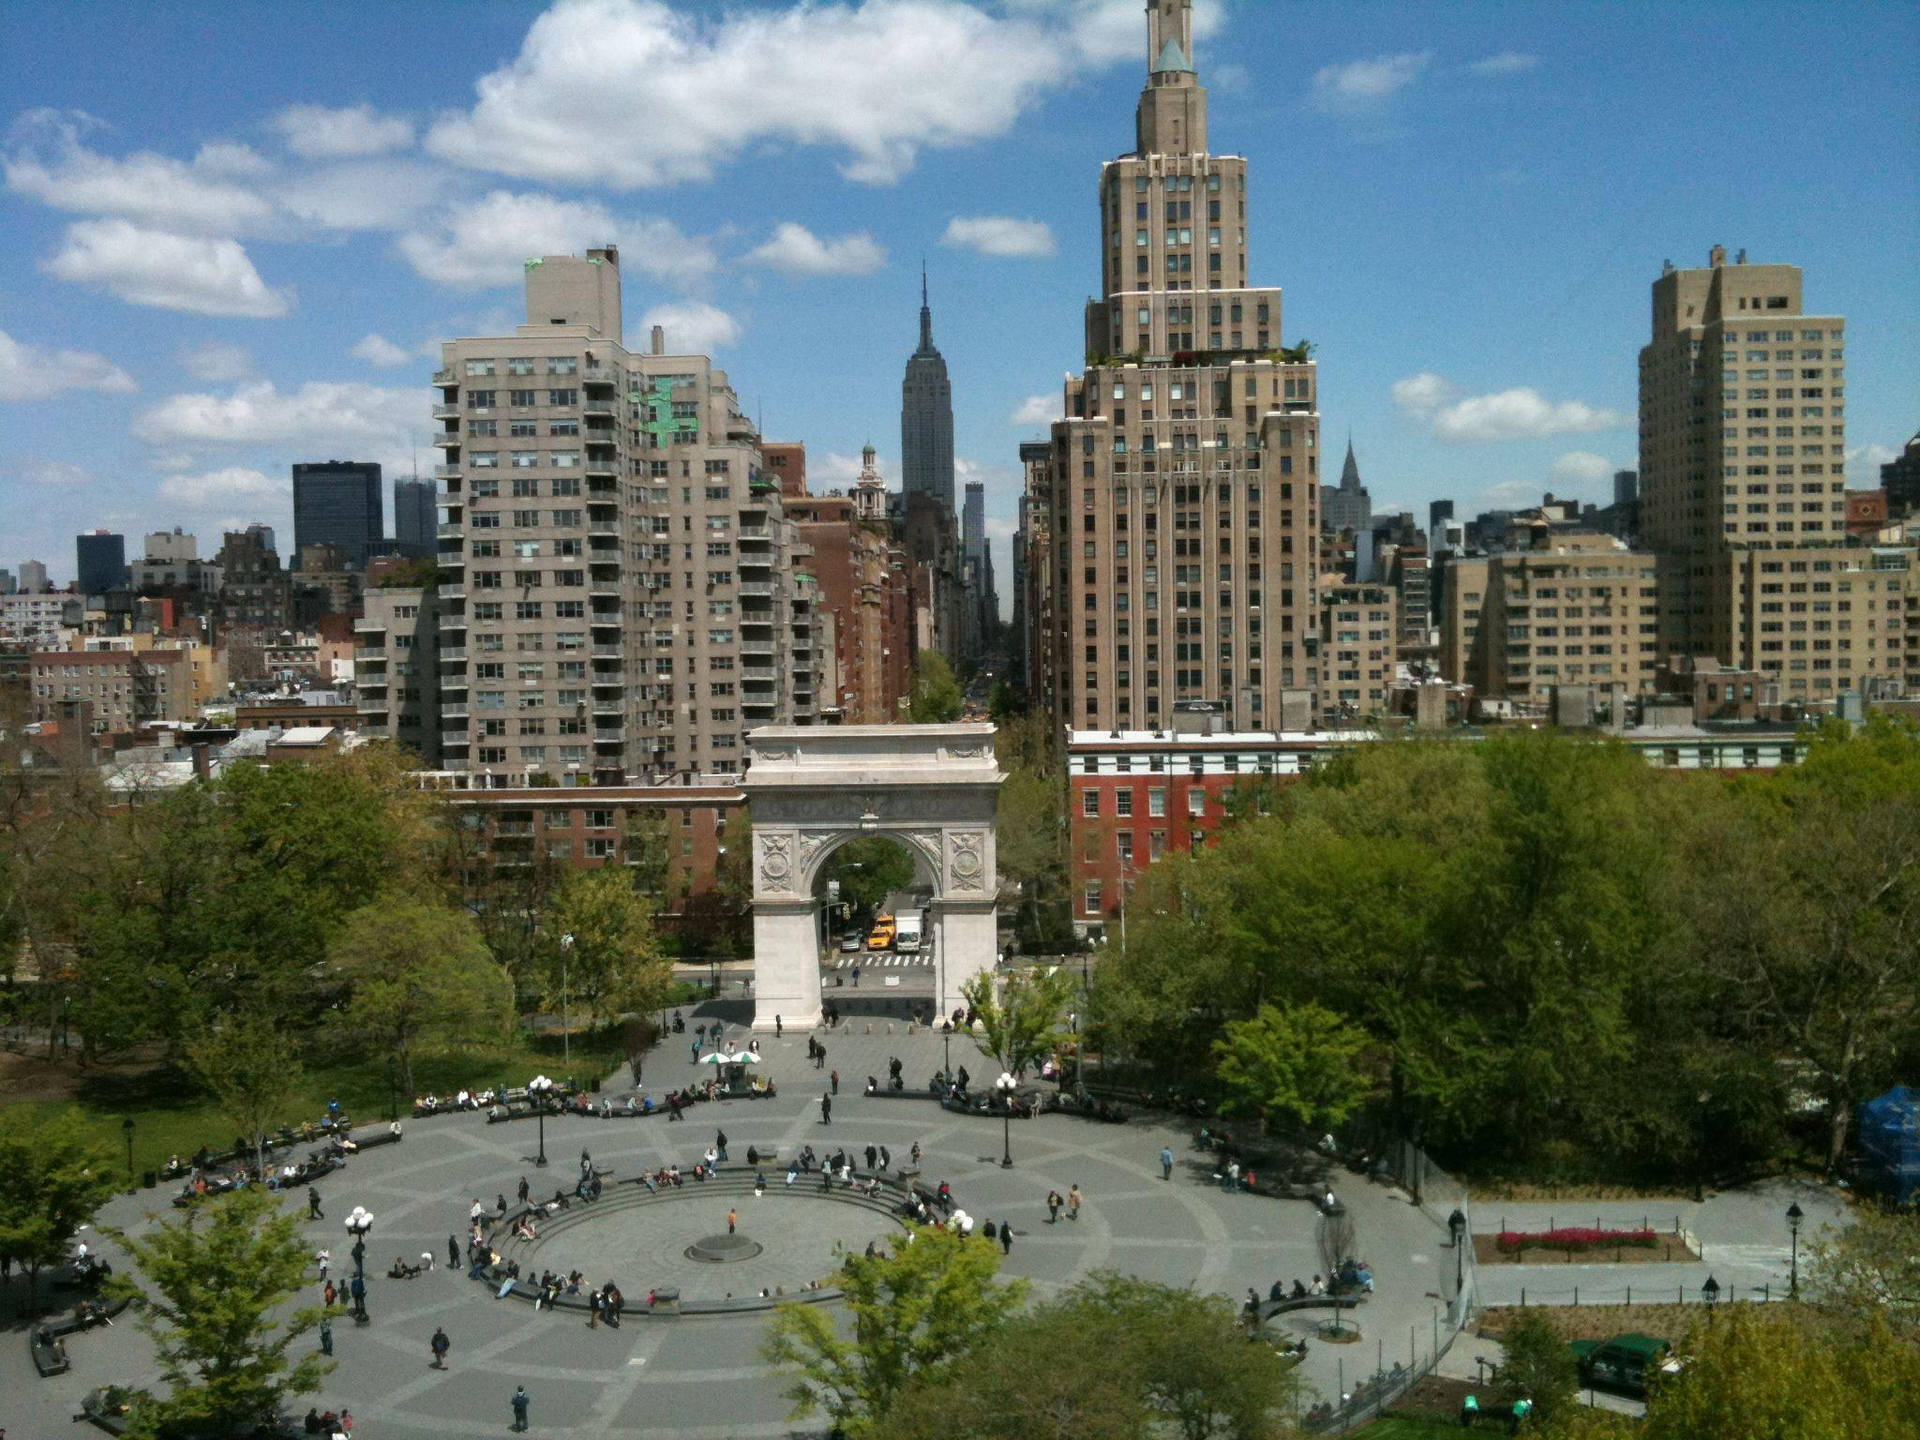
106;1187;332;1439
762;1224;1027;1435
819;836;919;925
541;865;670;1030
907;650;963;723
876;1273;1301;1440
995;713;1070;950
326;895;513;1098
186;1013;305;1170
1213;1001;1374;1135
0;1108;118;1308
1805;1206;1920;1336
961;966;1079;1079
986;678;1018;723
621;807;674;901
1495;1309;1579;1424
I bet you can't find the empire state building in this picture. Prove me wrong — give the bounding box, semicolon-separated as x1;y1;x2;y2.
1025;0;1325;733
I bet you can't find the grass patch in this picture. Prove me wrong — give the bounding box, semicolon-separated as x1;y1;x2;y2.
1352;1418;1468;1439
8;1029;628;1177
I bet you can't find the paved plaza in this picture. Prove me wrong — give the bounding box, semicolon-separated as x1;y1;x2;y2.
4;998;1459;1439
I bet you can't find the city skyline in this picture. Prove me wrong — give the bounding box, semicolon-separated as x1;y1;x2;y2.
2;0;1916;594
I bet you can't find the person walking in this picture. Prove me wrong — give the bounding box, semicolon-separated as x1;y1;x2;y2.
448;1234;460;1269
319;1313;333;1356
879;1144;892;1171
727;1208;738;1235
1160;1145;1175;1182
775;1015;783;1038
910;1140;922;1167
1000;1223;1014;1257
864;1144;878;1171
430;1326;450;1369
1067;1184;1083;1221
816;1043;827;1072
1046;1190;1063;1224
830;1069;840;1096
820;1091;833;1125
517;1176;530;1204
511;1385;531;1433
323;1279;337;1308
307;1185;324;1220
715;1129;728;1162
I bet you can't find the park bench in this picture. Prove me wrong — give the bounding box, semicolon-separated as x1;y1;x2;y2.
29;1296;131;1378
1252;1292;1362;1326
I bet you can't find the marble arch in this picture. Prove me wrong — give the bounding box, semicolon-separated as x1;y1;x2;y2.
741;724;1003;1031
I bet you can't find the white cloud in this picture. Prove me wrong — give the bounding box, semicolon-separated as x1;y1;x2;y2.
351;334;416;367
0;327;137;401
272;103;415;159
397;190;713;291
5;457;95;487
746;223;885;277
1474;478;1539;510
1002;0;1227;68
45;219;292;318
178;341;253;383
1393;370;1625;444
134;380;423;461
1550;451;1613;484
4;110;276;236
811;451;868;486
1010;393;1060;426
640;302;741;356
1311;52;1431;115
157;466;281;505
274;158;454;232
1468;51;1541;77
940;215;1056;259
1847;443;1899;484
427;0;1129;188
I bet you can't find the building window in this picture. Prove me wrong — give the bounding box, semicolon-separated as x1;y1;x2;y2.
1082;790;1100;817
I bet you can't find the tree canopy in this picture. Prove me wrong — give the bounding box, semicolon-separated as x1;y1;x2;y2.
540;865;670;1031
961;966;1079;1080
0;1108;117;1305
907;650;963;723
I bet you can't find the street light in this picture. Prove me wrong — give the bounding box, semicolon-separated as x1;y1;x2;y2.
1449;1208;1468;1295
1701;1274;1720;1317
559;933;574;1067
995;1073;1018;1168
386;1055;397;1124
345;1206;374;1287
122;1116;135;1181
1786;1202;1804;1299
529;1075;553;1167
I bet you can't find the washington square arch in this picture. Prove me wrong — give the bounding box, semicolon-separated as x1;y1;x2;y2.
741;723;1002;1031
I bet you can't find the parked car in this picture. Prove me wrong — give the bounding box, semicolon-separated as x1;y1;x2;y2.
1569;1333;1682;1397
838;933;863;954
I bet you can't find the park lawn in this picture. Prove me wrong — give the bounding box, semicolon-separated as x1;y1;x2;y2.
7;1032;628;1180
1353;1418;1469;1439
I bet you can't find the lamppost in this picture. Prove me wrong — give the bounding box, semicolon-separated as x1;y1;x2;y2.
386;1055;397;1124
1701;1274;1720;1318
1786;1202;1804;1299
122;1116;135;1181
1449;1208;1468;1296
529;1075;552;1167
345;1206;374;1287
559;933;574;1067
995;1073;1017;1168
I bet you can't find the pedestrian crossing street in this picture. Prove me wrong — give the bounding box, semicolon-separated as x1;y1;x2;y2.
825;953;933;970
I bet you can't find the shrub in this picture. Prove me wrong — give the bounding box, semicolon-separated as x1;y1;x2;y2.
1495;1226;1659;1255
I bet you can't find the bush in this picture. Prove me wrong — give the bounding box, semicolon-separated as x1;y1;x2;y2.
1496;1226;1659;1255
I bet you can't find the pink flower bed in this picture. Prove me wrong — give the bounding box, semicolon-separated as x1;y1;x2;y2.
1495;1226;1659;1254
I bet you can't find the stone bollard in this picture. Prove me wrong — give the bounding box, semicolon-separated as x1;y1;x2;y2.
887;1022;894;1035
864;1023;873;1035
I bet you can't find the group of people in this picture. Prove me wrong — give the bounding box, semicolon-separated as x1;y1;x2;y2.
300;1406;354;1436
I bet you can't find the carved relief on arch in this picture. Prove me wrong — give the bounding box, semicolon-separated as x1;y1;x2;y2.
946;829;987;893
756;831;796;896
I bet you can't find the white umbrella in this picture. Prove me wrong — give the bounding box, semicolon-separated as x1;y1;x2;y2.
732;1051;761;1064
700;1051;729;1066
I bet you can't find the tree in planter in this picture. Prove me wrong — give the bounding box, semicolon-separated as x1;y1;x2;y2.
105;1187;332;1439
1212;1001;1374;1136
0;1108;118;1309
187;1013;305;1172
762;1224;1026;1434
960;967;1078;1079
326;895;513;1099
540;865;671;1031
1317;1210;1356;1278
1495;1309;1579;1424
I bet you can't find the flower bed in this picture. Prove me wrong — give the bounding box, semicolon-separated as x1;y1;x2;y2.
1495;1226;1659;1255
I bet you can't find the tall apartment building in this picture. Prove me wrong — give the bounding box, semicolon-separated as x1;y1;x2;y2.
784;460;912;725
392;476;437;555
30;647;195;732
216;527;292;631
355;585;439;765
76;531;126;595
1639;248;1911;697
19;560;49;594
430;247;816;785
1027;0;1324;734
1015;441;1056;712
1321;581;1397;722
293;461;383;569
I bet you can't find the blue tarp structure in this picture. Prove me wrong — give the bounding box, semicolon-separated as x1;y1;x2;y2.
1857;1085;1920;1204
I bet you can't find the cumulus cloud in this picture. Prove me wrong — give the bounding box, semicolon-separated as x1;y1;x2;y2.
178;341;253;383
640;302;741;356
272;103;415;159
0;327;137;401
4;110;276;236
1468;51;1542;77
134;380;422;457
940;215;1056;259
5;457;96;487
1846;443;1899;484
1393;370;1625;444
274;158;454;232
1550;451;1614;484
746;223;885;277
1311;53;1431;115
397;190;713;291
351;334;416;367
1010;393;1060;426
44;219;292;317
426;0;1152;188
157;466;281;505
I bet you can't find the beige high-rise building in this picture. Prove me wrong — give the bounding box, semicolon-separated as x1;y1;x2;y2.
1320;581;1397;722
1028;0;1323;734
428;248;816;784
355;585;439;766
1639;247;1913;698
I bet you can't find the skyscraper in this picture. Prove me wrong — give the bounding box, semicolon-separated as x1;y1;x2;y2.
293;461;383;568
1026;0;1324;733
1638;247;1913;699
75;530;126;594
901;270;955;511
427;248;817;783
18;560;48;593
1321;440;1371;537
393;476;436;553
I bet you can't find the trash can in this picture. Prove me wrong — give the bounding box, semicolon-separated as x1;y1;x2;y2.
142;1170;157;1189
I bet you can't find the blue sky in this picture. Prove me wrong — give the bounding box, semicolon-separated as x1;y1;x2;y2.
3;0;1916;598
